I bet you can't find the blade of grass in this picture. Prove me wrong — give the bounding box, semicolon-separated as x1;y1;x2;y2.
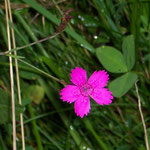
7;0;25;149
14;11;49;57
38;78;90;150
130;0;141;52
22;0;95;53
84;119;108;150
93;0;119;34
4;0;16;149
12;11;67;80
38;126;63;150
28;103;43;150
0;134;7;150
17;58;67;85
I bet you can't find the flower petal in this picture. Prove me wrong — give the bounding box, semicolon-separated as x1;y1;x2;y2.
90;88;113;105
74;96;91;118
88;70;109;88
60;85;80;103
70;67;87;86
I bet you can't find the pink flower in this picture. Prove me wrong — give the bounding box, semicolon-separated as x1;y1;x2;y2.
60;67;113;118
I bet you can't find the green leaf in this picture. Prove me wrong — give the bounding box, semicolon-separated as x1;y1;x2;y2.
109;72;138;98
122;35;135;70
25;85;45;104
0;88;23;125
96;46;128;73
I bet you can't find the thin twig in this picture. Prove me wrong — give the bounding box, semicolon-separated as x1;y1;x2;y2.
135;82;149;150
4;0;16;150
7;0;25;149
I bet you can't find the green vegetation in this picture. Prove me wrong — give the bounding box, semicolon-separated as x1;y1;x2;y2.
0;0;150;150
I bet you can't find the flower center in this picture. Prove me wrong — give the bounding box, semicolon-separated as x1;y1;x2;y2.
80;83;93;97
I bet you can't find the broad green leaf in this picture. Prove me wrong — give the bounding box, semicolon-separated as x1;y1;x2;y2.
25;85;45;104
109;72;138;98
122;35;135;70
96;46;128;73
0;88;23;125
